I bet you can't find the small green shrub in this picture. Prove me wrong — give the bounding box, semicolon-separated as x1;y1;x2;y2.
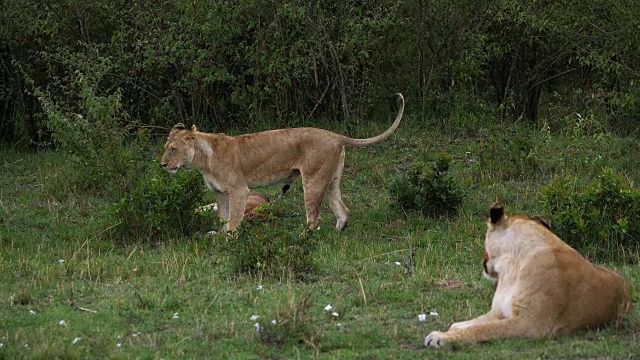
541;167;640;261
218;205;318;280
388;152;464;217
473;132;539;181
112;162;211;241
30;56;140;197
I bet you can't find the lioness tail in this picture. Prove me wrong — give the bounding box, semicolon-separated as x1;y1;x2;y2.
343;93;404;147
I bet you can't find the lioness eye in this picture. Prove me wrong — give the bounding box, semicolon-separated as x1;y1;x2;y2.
170;147;176;153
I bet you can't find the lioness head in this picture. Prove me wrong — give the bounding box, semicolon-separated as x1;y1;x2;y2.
161;123;197;173
482;250;498;283
483;203;551;282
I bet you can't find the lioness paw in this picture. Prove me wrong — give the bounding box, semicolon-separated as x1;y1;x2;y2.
424;331;447;348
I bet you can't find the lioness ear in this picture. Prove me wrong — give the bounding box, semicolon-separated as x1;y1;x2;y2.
489;203;505;224
169;123;186;136
532;215;551;230
191;125;198;132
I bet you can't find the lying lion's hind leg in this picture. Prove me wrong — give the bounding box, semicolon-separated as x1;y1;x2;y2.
425;317;545;348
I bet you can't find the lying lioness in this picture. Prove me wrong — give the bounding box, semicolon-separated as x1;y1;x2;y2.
425;203;632;348
161;93;404;232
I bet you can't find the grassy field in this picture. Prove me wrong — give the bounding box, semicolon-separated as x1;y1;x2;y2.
1;119;639;359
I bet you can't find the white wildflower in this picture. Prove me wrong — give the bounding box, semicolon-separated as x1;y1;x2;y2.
324;304;333;312
59;320;67;326
256;285;263;290
58;259;65;264
0;343;3;348
250;315;259;321
430;312;439;317
172;313;179;319
29;310;36;315
254;323;261;332
418;314;427;322
271;319;277;325
72;337;81;344
331;312;339;317
116;343;122;348
394;262;402;266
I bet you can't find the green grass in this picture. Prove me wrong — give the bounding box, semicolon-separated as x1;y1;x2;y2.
1;121;640;359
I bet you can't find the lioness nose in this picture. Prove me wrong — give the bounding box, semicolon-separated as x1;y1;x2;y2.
160;162;167;168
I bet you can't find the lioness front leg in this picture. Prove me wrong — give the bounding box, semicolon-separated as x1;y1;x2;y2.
214;192;230;222
448;311;502;331
425;317;539;348
225;189;250;232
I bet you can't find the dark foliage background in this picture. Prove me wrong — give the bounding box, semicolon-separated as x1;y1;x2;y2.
1;0;639;145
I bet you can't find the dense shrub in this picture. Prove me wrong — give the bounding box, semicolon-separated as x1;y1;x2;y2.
3;0;640;146
541;168;640;261
113;163;211;241
472;132;540;181
388;153;464;217
218;204;318;280
28;55;151;198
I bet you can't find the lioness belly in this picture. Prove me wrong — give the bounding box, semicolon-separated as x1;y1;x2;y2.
246;170;300;189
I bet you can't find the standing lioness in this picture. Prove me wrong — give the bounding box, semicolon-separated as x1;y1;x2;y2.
161;93;404;232
425;203;632;348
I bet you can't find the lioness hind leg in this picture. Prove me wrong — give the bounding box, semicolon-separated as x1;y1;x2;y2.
327;148;349;230
302;185;325;230
301;175;331;230
327;180;349;230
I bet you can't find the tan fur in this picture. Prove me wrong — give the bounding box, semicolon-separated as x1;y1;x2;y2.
425;203;632;348
161;94;404;232
242;193;269;218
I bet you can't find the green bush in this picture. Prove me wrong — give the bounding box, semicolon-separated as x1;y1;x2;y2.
30;55;145;197
218;204;317;280
388;152;464;217
472;132;540;181
113;162;211;241
541;167;640;261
